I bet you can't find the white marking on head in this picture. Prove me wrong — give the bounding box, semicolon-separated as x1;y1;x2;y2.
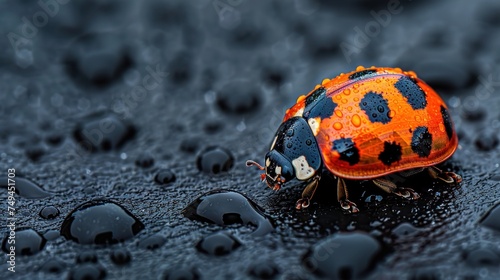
293;108;304;117
266;158;271;167
292;155;315;180
270;136;278;150
307;117;321;136
275;166;282;176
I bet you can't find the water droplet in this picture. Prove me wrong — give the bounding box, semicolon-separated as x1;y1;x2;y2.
154;169;176;185
392;223;422;238
480;203;500;232
388;110;395;118
73;114;136;152
60;200;144;245
110;248;131;265
306;139;312;146
334;110;343;118
415;115;422;122
40;259;66;274
77;252;98;263
216;80;261;115
0;177;51;199
303;232;383;279
163;268;200;280
135;153;155;168
196;231;241;256
465;248;500;267
40;206;60;219
196;146;234;175
286;128;294;137
2;228;46;256
248;260;280;279
64;32;133;88
68;263;106;280
351;114;361;127
322;78;331;85
475;130;499;151
333;122;343;130
343;89;351;96
138;234;166;250
182;190;274;236
180;138;199;153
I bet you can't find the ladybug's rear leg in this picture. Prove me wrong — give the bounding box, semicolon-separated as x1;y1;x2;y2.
337;178;359;213
372;178;420;200
296;175;320;210
427;166;462;184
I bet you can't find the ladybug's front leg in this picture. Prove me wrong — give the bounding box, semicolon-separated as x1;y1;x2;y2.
337;178;359;213
295;175;320;210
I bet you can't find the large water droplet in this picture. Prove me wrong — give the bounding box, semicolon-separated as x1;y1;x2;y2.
0;177;52;199
60;200;144;245
303;232;383;280
182;190;273;236
2;228;46;256
480;203;500;232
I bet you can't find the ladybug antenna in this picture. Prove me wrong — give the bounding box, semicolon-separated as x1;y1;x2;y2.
246;160;265;170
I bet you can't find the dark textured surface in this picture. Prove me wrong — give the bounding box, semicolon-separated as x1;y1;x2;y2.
1;0;500;279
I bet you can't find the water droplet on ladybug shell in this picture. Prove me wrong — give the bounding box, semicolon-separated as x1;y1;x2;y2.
351;114;361;127
333;122;343;130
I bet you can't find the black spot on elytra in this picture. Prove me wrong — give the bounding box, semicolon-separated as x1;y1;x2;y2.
378;141;402;166
306;97;338;120
440;105;453;140
348;69;377;80
411;126;433;157
394;76;427;110
305;87;326;108
359;92;391;124
332;138;360;165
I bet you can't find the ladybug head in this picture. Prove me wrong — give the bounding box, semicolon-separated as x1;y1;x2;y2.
246;150;295;190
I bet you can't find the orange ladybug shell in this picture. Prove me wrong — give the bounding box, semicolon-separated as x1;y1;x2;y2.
283;66;458;180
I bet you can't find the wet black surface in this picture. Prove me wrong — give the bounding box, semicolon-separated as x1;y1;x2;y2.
1;0;500;279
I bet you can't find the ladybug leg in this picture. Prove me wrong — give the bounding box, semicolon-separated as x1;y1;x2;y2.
295;175;320;210
372;178;420;200
337;178;359;213
427;166;462;184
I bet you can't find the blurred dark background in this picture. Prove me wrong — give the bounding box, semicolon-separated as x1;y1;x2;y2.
1;0;500;279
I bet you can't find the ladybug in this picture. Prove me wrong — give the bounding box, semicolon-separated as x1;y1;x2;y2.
247;66;461;212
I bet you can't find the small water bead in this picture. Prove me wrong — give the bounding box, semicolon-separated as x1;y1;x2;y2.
40;259;66;274
333;122;343;130
77;252;98;263
68;263;106;280
196;231;241;256
138;234;166;250
196;146;234;175
135;154;155;168
351;114;361;127
303;232;383;279
110;248;131;265
334;110;343;118
2;228;46;256
154;169;176;185
40;206;60;219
